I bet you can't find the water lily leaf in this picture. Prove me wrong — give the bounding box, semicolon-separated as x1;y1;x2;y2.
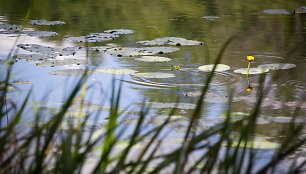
135;56;172;62
36;59;86;67
104;29;135;34
258;63;296;70
29;19;65;25
267;116;304;123
202;16;220;20
219;112;249;121
295;6;306;14
0;24;21;30
95;68;138;75
234;67;269;74
262;9;291;15
102;46;180;57
133;72;175;79
14;54;54;62
11;80;32;85
229;139;280;149
49;69;89;76
68;32;118;42
198;64;230;72
17;44;77;56
146;102;196;109
137;37;203;46
23;30;58;37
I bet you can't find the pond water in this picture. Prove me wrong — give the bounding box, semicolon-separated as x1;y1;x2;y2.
1;0;306;159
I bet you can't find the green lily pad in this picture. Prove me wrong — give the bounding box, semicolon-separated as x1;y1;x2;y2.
95;68;138;75
267;116;303;123
29;19;65;25
295;6;306;14
229;139;280;149
202;16;220;20
14;54;53;62
258;63;296;70
219;112;249;121
234;67;269;74
0;23;21;30
137;37;203;46
198;64;230;72
68;32;118;42
23;30;58;37
102;46;180;57
36;59;86;67
104;29;135;35
133;72;175;79
146;102;196;109
17;44;77;56
262;9;291;15
49;69;89;76
135;56;172;62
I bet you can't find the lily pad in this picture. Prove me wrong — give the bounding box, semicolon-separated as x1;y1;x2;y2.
95;68;138;75
267;116;304;124
135;56;172;62
198;64;230;72
102;46;180;57
146;102;196;110
229;139;280;149
137;37;203;46
295;6;306;14
104;29;135;35
133;72;175;79
68;32;118;42
0;24;21;30
36;59;86;67
17;44;77;56
258;63;296;70
234;67;269;74
14;54;53;62
23;30;58;37
49;69;90;76
202;16;220;20
29;19;65;25
262;9;291;15
219;112;249;121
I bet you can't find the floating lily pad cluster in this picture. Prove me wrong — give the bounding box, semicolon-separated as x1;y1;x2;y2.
137;37;203;46
17;44;78;57
91;46;180;57
29;19;65;25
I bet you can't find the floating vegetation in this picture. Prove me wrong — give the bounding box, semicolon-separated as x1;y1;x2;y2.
146;102;196;110
133;72;175;79
23;30;58;37
137;37;203;46
100;46;180;57
17;44;77;56
0;23;21;30
11;80;32;85
29;19;65;25
234;67;269;75
202;16;220;20
36;58;86;67
229;139;280;149
219;112;249;121
104;29;135;35
68;32;118;42
184;91;233;103
262;9;291;15
49;69;89;76
198;64;230;72
267;116;304;124
135;56;172;62
258;63;296;70
14;54;53;62
294;6;306;14
95;68;138;75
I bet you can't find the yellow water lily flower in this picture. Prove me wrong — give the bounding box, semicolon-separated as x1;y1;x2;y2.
171;65;180;70
246;86;253;92
246;56;255;62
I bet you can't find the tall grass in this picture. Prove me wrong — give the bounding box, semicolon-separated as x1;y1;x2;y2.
1;34;305;174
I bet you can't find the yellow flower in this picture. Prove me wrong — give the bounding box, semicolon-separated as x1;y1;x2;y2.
246;56;255;62
245;86;253;92
171;65;180;70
